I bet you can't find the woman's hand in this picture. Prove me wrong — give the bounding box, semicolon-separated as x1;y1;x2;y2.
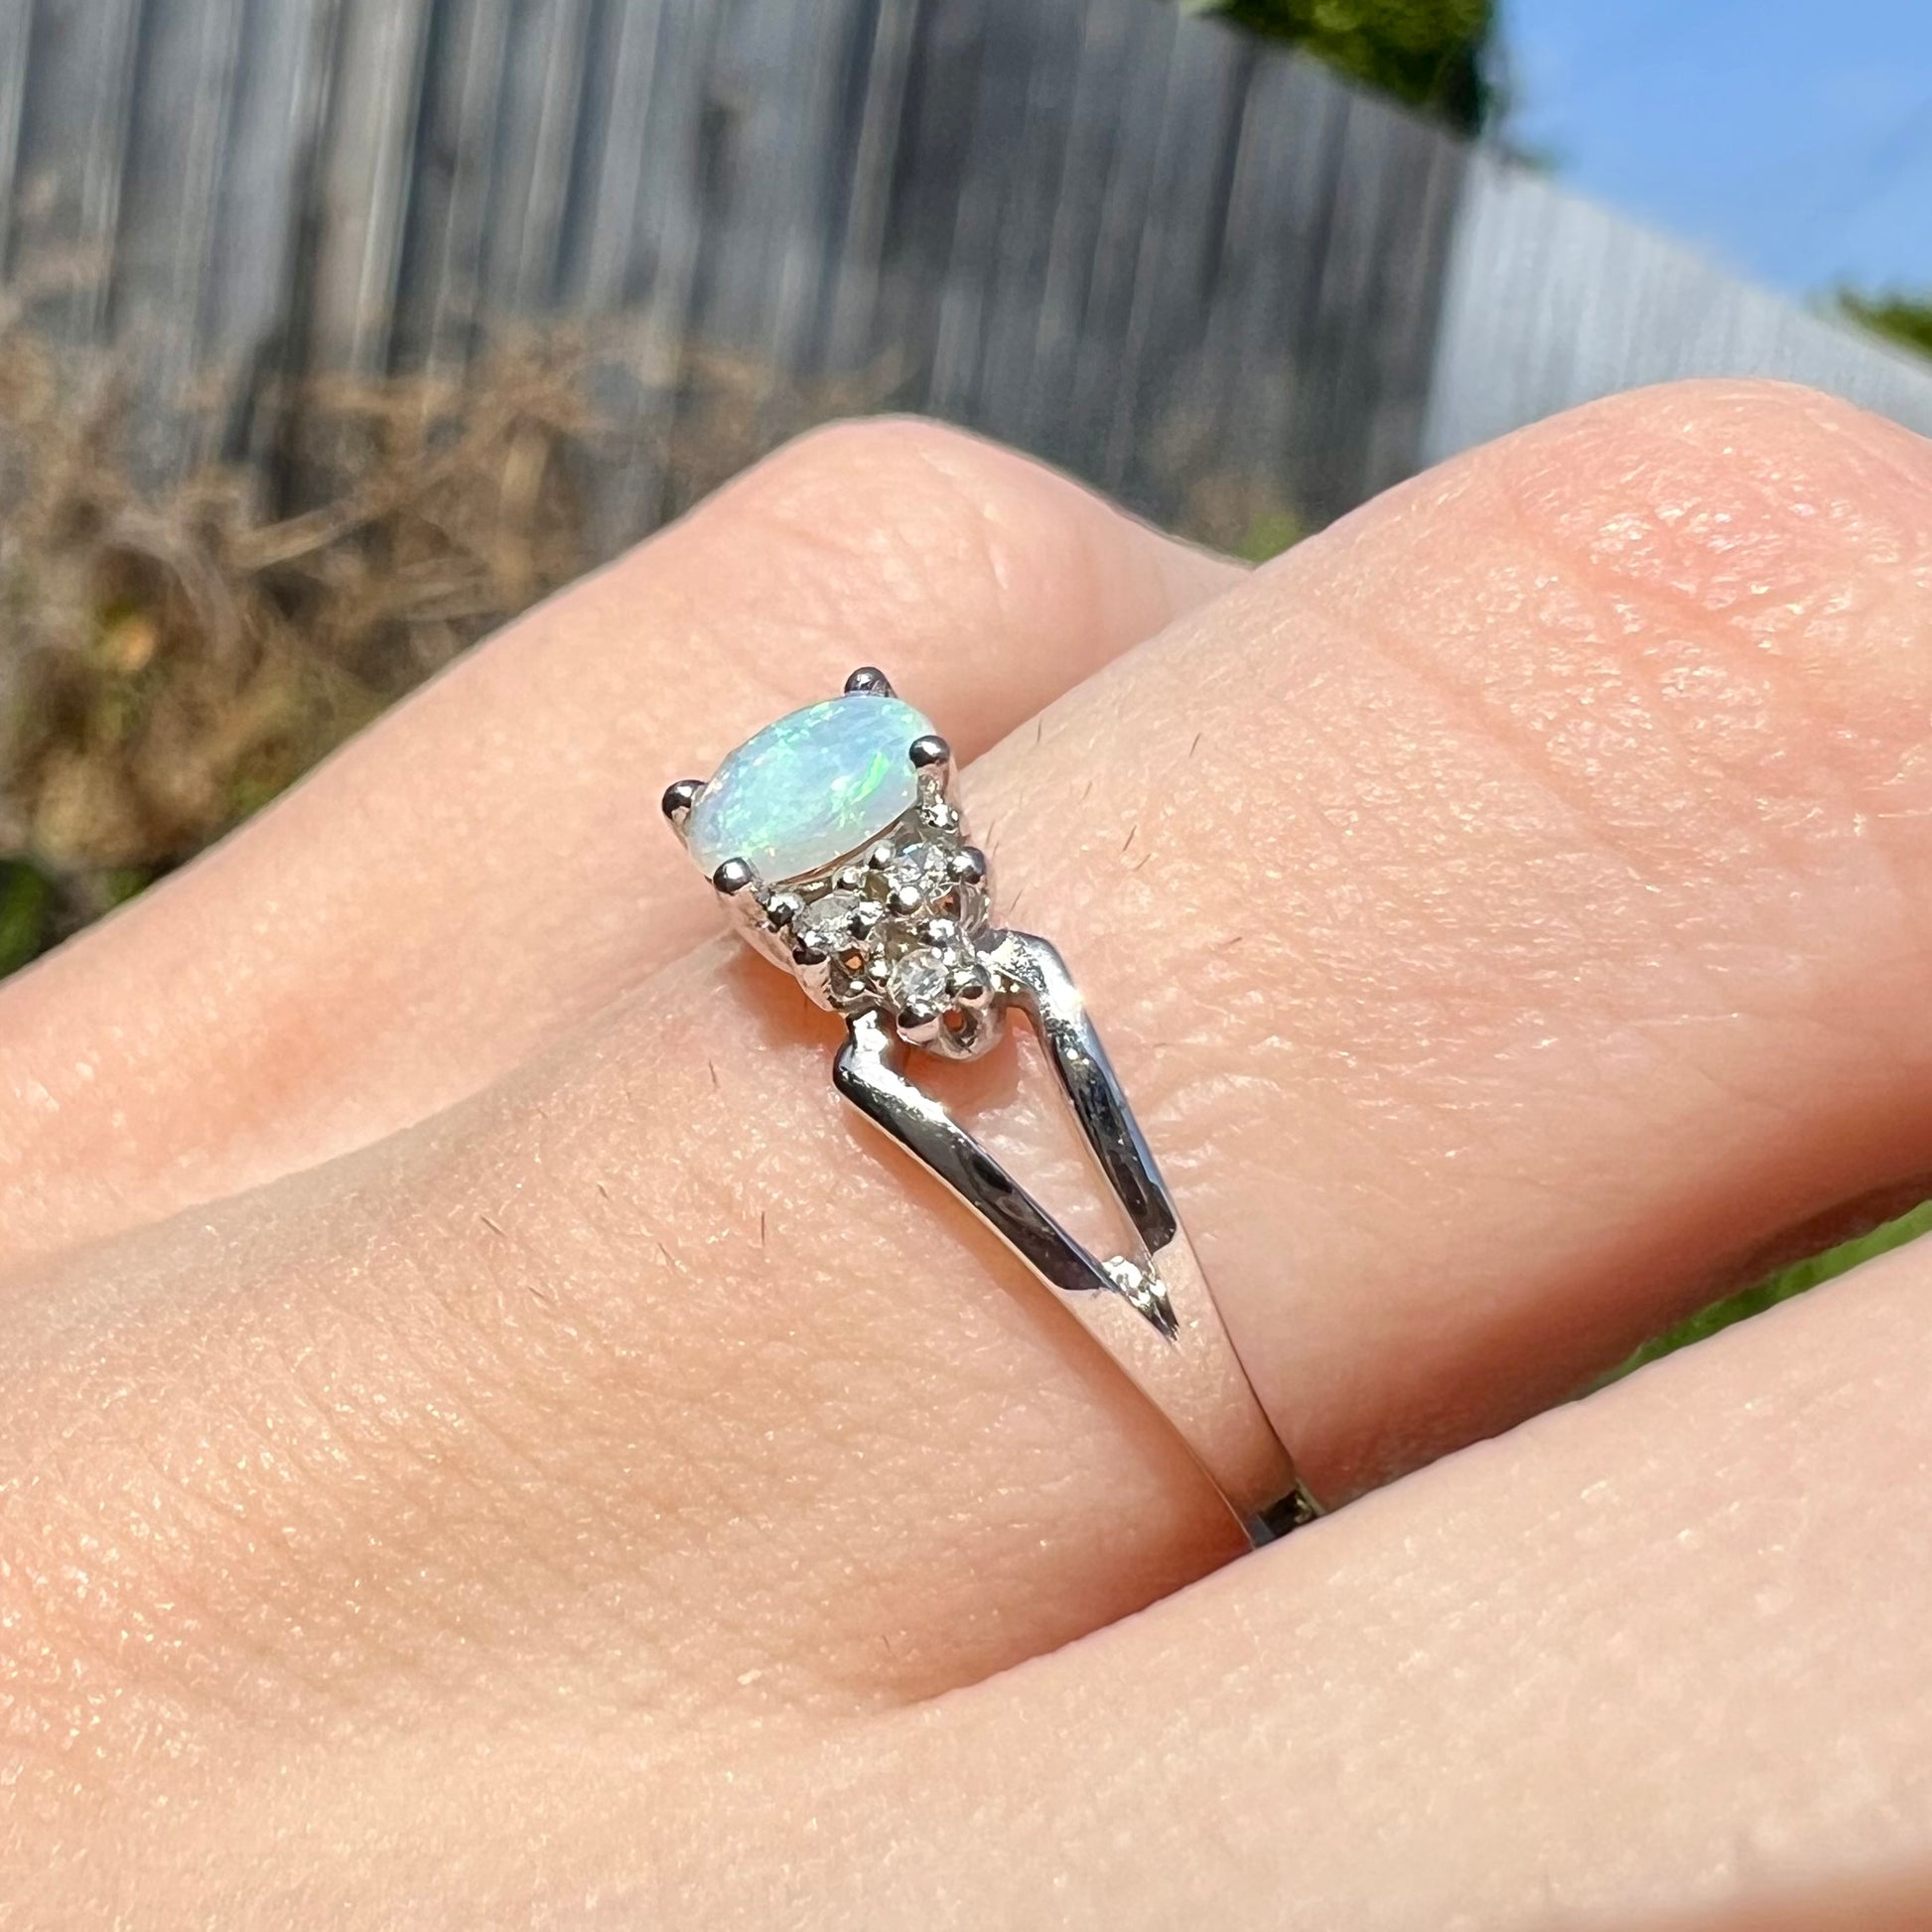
4;381;1932;1929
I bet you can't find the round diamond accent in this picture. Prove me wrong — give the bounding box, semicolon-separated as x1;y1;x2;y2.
790;890;864;960
887;947;952;1014
884;841;951;900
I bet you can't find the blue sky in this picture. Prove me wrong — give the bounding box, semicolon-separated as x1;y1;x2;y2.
1502;0;1932;296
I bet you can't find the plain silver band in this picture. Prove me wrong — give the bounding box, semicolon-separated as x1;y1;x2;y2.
834;927;1318;1548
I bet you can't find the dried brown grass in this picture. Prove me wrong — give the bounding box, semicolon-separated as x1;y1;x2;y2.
0;323;597;944
0;309;896;967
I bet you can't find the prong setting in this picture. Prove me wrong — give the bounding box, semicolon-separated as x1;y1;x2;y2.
667;676;1003;1058
907;733;952;786
662;777;705;839
950;966;992;1009
896;1005;944;1045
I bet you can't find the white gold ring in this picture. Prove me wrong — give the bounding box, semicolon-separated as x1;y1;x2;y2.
663;667;1318;1546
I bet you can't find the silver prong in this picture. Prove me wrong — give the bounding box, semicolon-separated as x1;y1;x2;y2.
713;858;759;900
662;778;705;839
851;899;885;936
948;846;986;885
887;882;924;917
949;964;992;1009
844;666;895;699
896;1004;945;1044
919;917;958;947
866;840;896;871
864;955;892;988
907;734;952;787
765;892;803;930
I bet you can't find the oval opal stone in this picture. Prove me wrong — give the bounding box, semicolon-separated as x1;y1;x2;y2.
687;695;935;884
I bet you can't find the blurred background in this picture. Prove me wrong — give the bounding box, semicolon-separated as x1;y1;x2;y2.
0;0;1928;974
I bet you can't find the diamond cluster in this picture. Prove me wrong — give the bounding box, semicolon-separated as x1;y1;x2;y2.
772;809;994;1042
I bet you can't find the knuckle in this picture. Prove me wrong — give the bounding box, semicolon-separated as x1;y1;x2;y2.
717;412;1131;643
1476;377;1932;791
1497;378;1932;654
1180;377;1932;1052
731;413;1015;524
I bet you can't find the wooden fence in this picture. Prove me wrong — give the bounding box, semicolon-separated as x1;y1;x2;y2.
2;0;1930;551
1423;156;1932;465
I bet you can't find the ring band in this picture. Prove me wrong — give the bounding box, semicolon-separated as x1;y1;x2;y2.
663;668;1318;1546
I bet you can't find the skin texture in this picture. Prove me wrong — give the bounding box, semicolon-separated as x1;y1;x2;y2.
5;381;1932;1926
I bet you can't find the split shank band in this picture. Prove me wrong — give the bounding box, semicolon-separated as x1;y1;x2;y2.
663;667;1317;1546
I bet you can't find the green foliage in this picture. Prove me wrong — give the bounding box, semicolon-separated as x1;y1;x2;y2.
1603;1197;1932;1385
1186;0;1496;131
1233;505;1307;563
0;861;52;977
1838;289;1932;362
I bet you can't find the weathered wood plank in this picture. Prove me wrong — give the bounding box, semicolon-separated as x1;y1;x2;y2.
569;0;708;546
110;0;245;357
1015;0;1142;466
198;0;334;373
0;0;34;285
570;0;665;315
391;0;515;376
481;0;593;313
867;0;996;425
922;0;1053;420
1097;9;1251;504
8;0;144;337
309;0;434;369
1191;50;1341;503
817;0;918;377
955;0;1090;446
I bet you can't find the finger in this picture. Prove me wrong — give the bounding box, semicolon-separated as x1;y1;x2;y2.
970;373;1932;1500
0;419;1234;1269
31;1203;1932;1926
604;1238;1932;1932
13;381;1932;1775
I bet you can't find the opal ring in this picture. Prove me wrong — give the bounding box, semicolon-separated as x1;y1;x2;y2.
662;667;1318;1545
